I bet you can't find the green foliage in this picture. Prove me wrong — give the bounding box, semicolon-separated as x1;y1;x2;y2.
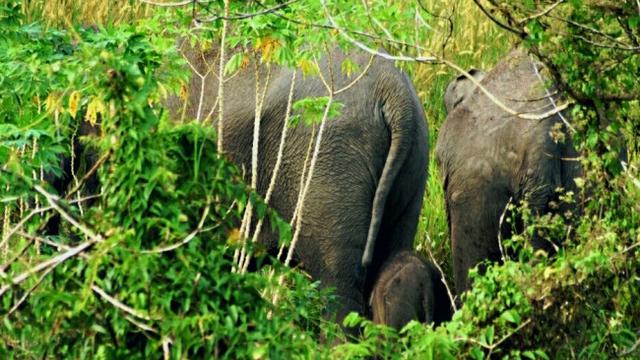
0;8;333;358
1;0;639;358
290;97;344;127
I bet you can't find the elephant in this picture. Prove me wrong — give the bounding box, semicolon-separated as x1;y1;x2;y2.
369;250;452;330
173;43;430;325
436;49;581;295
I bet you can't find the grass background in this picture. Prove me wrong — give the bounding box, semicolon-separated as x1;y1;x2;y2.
23;0;514;283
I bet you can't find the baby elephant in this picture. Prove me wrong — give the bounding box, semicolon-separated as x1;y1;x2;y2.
369;251;452;330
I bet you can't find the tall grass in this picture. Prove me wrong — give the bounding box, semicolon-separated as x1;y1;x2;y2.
21;0;151;27
27;0;513;280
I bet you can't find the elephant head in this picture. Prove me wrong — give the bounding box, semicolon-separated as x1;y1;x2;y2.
444;69;486;113
369;251;452;329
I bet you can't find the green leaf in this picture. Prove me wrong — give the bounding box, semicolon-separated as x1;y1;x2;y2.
485;325;494;344
224;52;246;75
501;310;521;324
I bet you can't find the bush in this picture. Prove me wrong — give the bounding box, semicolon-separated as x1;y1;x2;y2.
0;6;334;358
1;1;639;359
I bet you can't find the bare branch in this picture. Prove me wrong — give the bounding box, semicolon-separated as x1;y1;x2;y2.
497;197;513;263
488;319;533;357
425;234;457;313
92;285;158;321
162;337;172;360
320;1;437;63
238;62;274;273
0;239;96;297
321;0;573;120
282;123;316;261
216;0;230;151
142;200;212;254
472;0;526;37
530;56;576;133
0;206;50;251
0;235;35;275
140;0;196;7
440;58;574;120
198;0;299;22
0;185;105;297
335;54;375;95
16;231;82;257
1;193;101;252
5;264;54;317
286;95;334;267
34;185;104;243
249;71;297;263
548;14;638;50
517;0;563;25
618;336;640;357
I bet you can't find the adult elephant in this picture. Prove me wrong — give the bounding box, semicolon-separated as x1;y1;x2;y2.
436;49;581;295
173;44;429;324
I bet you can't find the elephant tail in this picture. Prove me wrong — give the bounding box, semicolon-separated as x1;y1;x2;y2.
362;88;419;268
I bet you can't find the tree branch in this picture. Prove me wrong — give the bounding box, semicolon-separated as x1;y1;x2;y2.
517;0;563;25
472;0;526;37
197;0;299;22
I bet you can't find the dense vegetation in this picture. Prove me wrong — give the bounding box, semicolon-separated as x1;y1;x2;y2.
1;0;638;358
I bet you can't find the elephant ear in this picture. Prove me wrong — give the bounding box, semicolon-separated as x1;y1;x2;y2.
444;68;486;113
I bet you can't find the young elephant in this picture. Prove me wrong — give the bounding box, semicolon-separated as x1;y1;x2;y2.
436;49;581;295
369;251;452;329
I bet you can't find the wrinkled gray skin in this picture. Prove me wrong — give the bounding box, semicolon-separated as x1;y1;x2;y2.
369;251;452;330
436;49;581;295
171;44;429;324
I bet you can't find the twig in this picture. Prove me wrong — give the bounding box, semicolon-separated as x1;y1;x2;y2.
34;185;104;243
162;337;172;360
92;285;158;321
280;123;316;261
5;231;159;335
125;315;159;334
0;239;96;297
0;186;104;297
0;206;51;251
1;193;102;252
517;0;563;25
487;319;533;358
285;95;334;267
248;71;297;264
425;234;457;313
142;200;211;254
472;0;526;37
16;231;84;258
254;0;430;53
334;54;375;95
0;235;35;275
455;318;532;355
140;0;196;7
531;53;575;133
320;0;573;121
440;58;574;120
619;336;640;357
320;1;436;63
623;241;640;254
216;0;230;151
497;197;513;262
238;63;273;273
198;0;299;22
5;263;55;317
